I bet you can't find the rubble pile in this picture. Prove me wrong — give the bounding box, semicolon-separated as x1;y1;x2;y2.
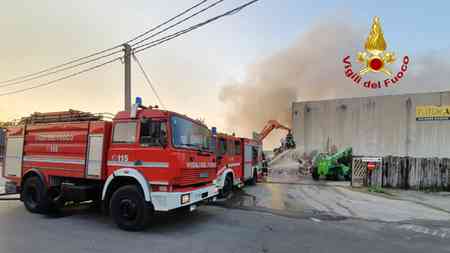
267;149;319;180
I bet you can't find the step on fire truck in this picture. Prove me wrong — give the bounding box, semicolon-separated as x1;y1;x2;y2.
213;132;262;198
2;99;218;230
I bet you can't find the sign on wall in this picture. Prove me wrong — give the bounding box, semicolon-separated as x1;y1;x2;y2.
416;106;450;121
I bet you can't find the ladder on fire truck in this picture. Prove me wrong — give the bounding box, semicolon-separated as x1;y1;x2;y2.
19;110;114;124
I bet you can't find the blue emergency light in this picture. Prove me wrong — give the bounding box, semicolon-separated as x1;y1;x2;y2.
135;97;143;107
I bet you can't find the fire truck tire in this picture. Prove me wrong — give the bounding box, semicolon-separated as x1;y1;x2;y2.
219;174;233;199
110;185;151;231
22;176;53;214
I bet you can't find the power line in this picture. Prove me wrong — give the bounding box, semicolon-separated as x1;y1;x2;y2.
0;57;120;97
0;46;121;85
0;0;210;85
132;53;166;109
0;49;122;88
125;0;209;45
133;0;259;54
133;25;201;53
130;0;225;47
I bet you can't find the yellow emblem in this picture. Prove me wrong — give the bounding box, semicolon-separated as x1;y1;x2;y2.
357;17;395;76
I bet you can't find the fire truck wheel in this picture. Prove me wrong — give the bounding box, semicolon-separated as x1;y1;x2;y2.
22;176;52;214
219;174;233;199
110;185;150;231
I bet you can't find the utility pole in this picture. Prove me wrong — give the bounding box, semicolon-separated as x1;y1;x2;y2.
123;44;132;111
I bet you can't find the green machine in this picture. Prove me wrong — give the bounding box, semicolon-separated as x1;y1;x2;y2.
312;147;352;181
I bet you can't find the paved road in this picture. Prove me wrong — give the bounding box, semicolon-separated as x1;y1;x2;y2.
0;185;449;253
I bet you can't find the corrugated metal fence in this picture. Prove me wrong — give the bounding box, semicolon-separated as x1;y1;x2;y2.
368;156;450;191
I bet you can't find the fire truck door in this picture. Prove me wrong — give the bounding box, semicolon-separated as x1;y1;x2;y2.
243;144;253;180
4;136;24;177
86;134;104;178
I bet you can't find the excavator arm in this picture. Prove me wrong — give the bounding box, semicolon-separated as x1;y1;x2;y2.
258;120;291;142
258;119;296;158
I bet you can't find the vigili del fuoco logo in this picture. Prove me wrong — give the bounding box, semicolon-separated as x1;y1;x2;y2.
342;17;410;89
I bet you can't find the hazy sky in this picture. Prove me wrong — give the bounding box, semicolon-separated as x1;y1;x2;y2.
1;1;449;148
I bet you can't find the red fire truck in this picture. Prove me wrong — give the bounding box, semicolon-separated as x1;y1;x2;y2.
2;101;218;230
213;133;262;197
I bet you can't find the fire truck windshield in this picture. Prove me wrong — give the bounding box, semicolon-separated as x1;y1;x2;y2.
171;116;211;151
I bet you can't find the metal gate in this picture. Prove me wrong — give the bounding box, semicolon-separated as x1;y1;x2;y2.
351;158;367;187
352;157;382;187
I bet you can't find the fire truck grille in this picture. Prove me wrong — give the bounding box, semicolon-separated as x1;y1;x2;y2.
179;168;215;186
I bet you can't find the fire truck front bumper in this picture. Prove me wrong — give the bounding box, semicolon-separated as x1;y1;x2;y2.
150;184;218;212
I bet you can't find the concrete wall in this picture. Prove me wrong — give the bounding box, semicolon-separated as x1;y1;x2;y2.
292;91;450;157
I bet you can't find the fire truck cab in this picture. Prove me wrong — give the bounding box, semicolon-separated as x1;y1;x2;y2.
214;133;262;197
2;101;218;230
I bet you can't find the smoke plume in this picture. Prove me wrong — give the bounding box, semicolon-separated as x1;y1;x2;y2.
219;20;450;149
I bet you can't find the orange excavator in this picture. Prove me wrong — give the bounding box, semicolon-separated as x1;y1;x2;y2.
258;120;296;152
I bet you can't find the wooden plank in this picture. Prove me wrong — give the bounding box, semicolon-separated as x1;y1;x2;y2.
367;156;450;191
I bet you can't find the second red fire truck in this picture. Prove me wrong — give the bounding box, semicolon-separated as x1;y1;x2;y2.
213;133;262;198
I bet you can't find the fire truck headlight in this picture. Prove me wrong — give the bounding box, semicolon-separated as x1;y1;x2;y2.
181;193;191;205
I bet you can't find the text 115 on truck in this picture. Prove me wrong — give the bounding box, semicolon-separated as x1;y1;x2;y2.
2;99;218;230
